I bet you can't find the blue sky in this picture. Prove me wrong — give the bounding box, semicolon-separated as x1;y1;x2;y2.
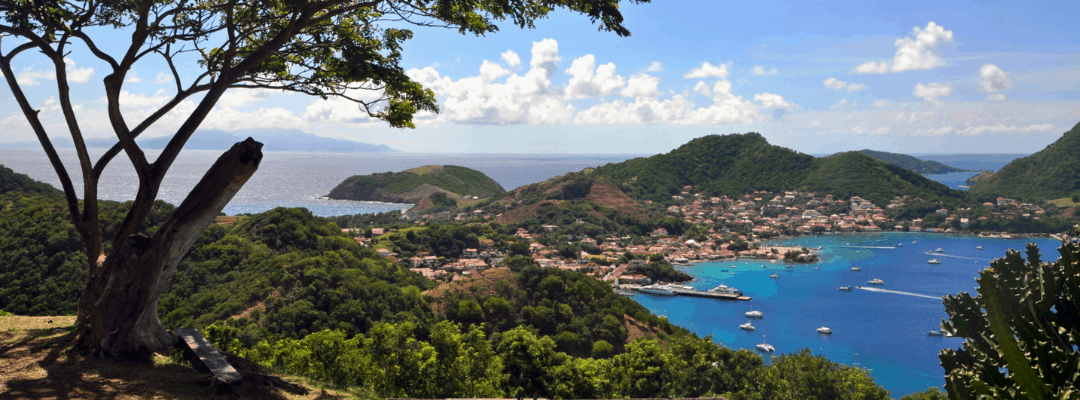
2;0;1079;154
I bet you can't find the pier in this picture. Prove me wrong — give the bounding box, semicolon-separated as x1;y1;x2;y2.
620;284;752;301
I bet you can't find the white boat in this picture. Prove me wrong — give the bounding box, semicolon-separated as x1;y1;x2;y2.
740;322;755;330
746;310;764;318
813;267;820;270
927;329;946;337
976;245;984;250
817;326;832;334
897;243;903;247
838;286;853;291
637;285;675;296
850;267;862;271
769;273;780;279
756;343;775;352
868;278;884;285
935;247;943;252
709;284;743;296
927;259;941;264
913;240;917;244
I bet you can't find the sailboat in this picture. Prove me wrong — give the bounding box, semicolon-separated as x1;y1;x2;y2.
817;313;832;334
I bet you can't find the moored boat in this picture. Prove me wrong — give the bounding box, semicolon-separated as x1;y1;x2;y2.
868;278;884;285
927;259;941;264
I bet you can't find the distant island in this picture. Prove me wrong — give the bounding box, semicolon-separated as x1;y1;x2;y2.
2;128;398;153
855;149;969;174
327;165;505;207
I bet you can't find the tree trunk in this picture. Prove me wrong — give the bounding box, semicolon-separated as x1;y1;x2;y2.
75;139;263;359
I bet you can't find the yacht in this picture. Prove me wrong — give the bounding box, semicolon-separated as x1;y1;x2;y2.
912;240;917;244
708;284;743;296
976;245;984;250
927;329;946;337
935;247;944;252
637;285;675;296
769;273;780;279
756;340;775;353
813;267;820;270
850;267;862;271
868;278;884;285
838;286;853;291
740;322;755;331
817;326;832;334
927;259;941;264
897;243;903;247
745;310;764;319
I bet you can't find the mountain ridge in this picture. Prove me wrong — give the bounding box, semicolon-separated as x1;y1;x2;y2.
855;149;968;174
969;121;1080;201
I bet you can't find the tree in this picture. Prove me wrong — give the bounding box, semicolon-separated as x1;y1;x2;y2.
939;227;1080;399
0;0;645;359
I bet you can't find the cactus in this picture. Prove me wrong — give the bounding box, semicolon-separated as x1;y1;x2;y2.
940;226;1080;399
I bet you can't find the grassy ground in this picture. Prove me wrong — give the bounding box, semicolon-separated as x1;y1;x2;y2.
1047;197;1080;208
0;316;354;399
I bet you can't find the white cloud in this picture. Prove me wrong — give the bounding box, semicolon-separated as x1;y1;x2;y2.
155;72;172;85
117;89;171;108
871;127;890;136
986;93;1007;101
978;64;1012;92
64;59;95;83
914;123;1055;136
501;50;521;68
752;66;778;76
824;77;847;91
684;62;729;79
564;55;625;99
754;93;792;110
646;61;664;72
872;100;892;108
853;22;954;74
620;73;659;98
846;83;866;92
15;67;53;86
126;70;141;83
218;88;278;107
913;82;953;107
479;60;510;81
830;99;851;110
693;81;711;97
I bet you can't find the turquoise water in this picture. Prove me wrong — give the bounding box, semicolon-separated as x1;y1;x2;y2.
631;232;1063;397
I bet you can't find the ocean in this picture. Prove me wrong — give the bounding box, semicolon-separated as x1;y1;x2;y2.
632;232;1062;397
0;149;642;216
915;154;1029;191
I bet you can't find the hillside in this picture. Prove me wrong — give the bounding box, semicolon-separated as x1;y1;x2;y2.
593;132;965;206
327;165;505;204
857;149;968;174
969;122;1080;201
0;165;61;197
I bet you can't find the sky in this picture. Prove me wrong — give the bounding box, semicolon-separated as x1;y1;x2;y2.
2;0;1079;155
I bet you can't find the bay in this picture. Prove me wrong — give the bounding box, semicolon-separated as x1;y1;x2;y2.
632;232;1062;397
0;149;641;216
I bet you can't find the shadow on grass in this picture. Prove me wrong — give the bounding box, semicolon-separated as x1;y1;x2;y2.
0;331;298;400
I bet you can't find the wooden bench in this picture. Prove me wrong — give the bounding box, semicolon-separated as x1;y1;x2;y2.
175;327;243;387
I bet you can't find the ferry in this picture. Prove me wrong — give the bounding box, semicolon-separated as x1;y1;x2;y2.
927;259;941;264
817;326;832;334
868;278;884;285
708;284;743;296
638;285;675;296
740;322;755;331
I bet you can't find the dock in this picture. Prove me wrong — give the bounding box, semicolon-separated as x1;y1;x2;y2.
620;284;751;301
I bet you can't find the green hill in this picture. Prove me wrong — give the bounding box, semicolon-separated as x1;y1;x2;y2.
593;132;965;206
0;165;61;197
969;122;1080;201
856;149;967;174
327;165;505;204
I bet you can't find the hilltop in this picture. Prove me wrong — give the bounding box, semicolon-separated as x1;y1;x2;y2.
969;122;1080;201
856;149;968;174
0;164;61;197
327;165;505;205
592;133;965;207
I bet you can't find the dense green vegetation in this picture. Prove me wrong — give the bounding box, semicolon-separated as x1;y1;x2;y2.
970;122;1080;201
857;150;967;174
328;165;505;201
0;164;61;197
593;133;966;206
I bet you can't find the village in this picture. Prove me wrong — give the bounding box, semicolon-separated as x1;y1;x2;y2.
352;186;1057;286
